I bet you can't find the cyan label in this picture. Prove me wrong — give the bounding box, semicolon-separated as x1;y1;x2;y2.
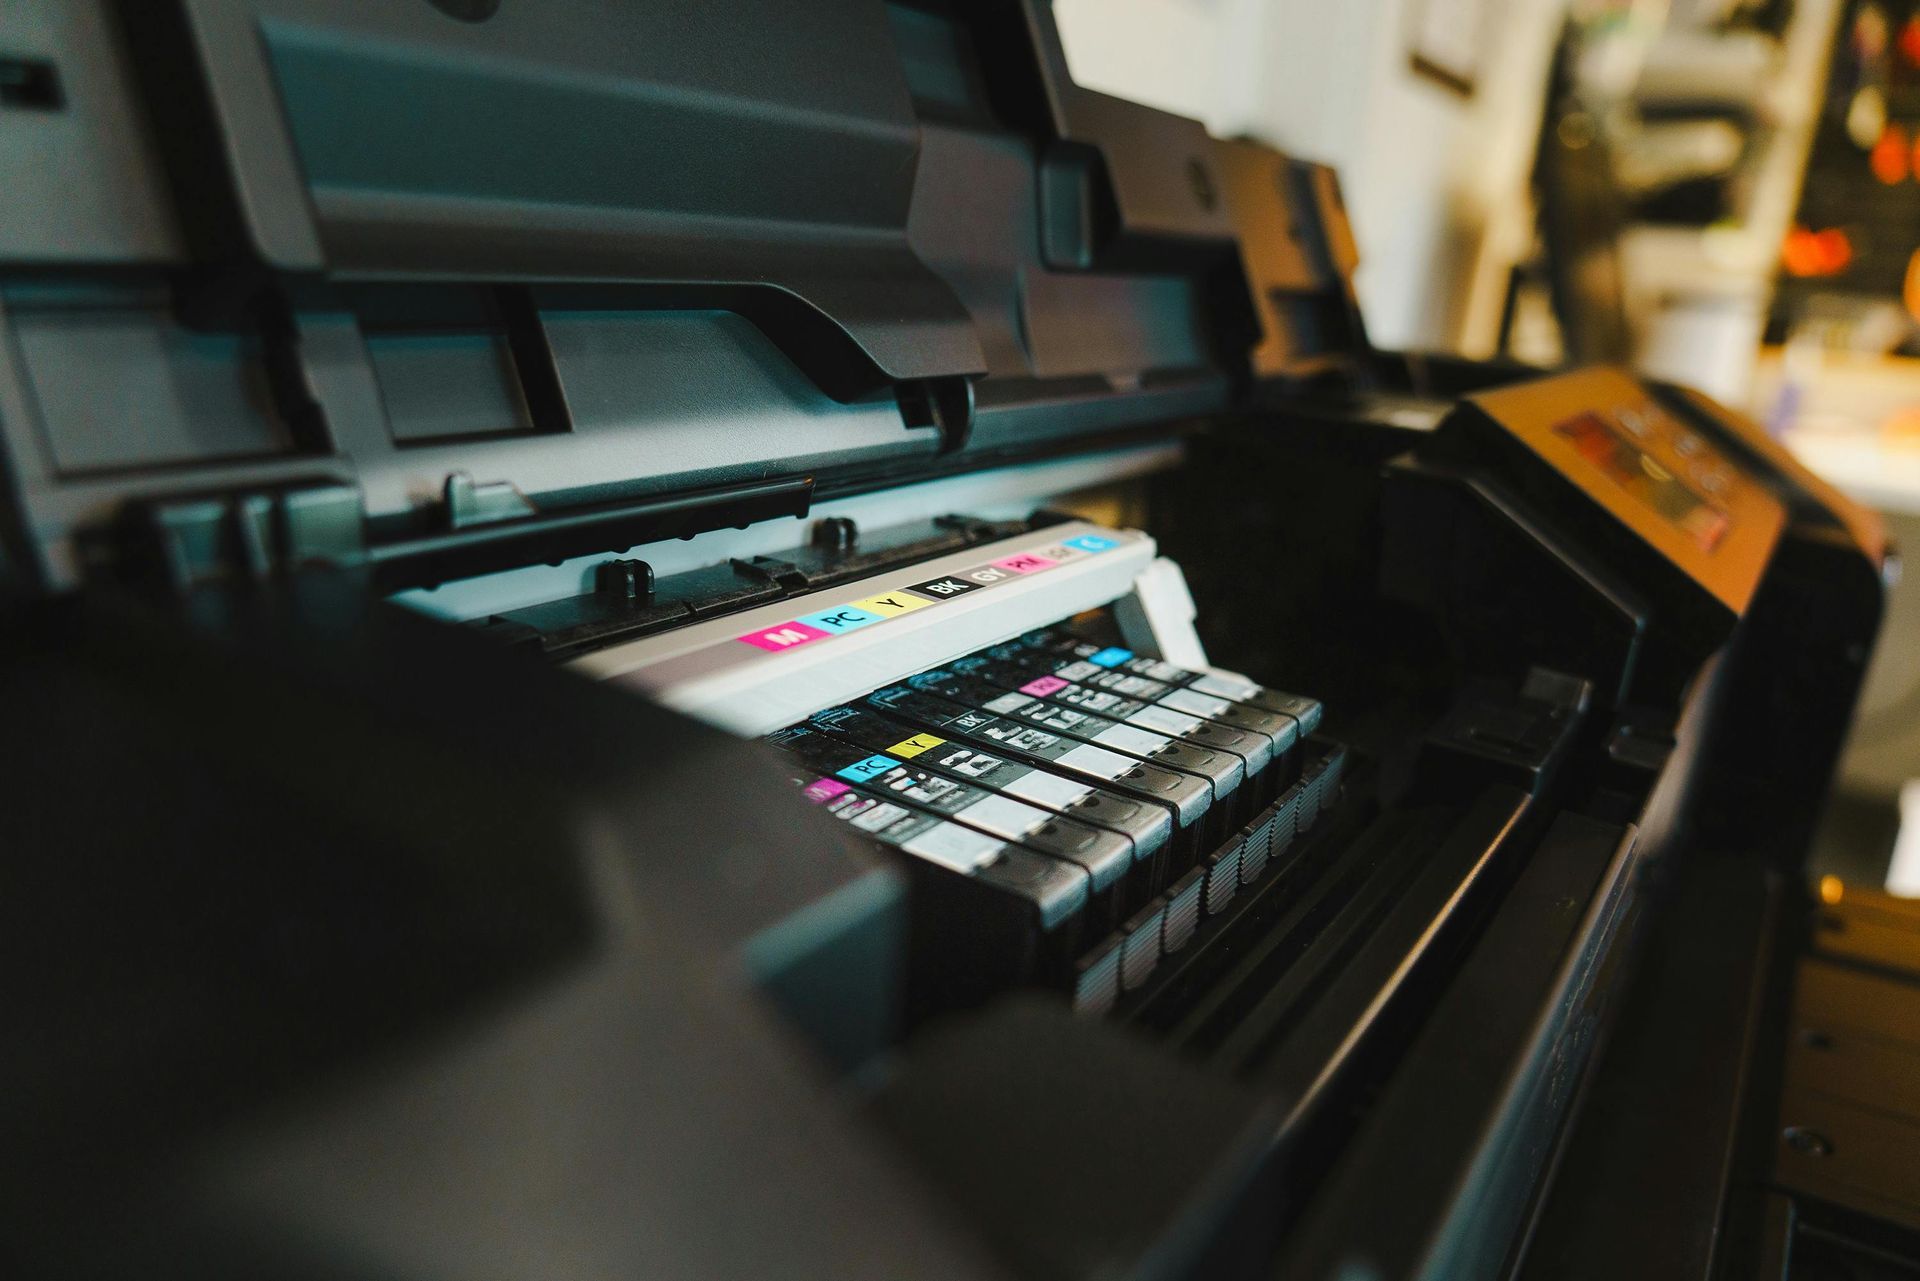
836;754;902;784
799;604;884;634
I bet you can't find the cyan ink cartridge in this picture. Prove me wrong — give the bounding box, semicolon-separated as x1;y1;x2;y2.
768;724;1132;906
806;704;1169;869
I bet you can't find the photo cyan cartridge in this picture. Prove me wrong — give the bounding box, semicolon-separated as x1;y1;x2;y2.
806;702;1169;871
768;724;1133;925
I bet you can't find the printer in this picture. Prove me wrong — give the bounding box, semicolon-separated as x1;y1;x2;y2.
0;2;1905;1278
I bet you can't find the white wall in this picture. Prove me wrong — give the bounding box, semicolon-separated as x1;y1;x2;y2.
1055;0;1569;355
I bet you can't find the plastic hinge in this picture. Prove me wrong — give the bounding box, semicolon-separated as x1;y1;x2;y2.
895;377;975;455
445;473;538;529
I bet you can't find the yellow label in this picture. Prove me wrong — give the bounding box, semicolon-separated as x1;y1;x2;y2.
852;592;931;618
888;733;946;758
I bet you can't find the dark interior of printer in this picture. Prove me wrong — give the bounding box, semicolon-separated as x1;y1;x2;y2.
3;3;1915;1280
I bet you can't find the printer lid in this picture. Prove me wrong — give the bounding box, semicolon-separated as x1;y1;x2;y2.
0;0;1363;594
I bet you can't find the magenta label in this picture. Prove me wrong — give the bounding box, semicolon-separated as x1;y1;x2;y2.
1020;675;1071;697
737;620;830;651
802;777;851;803
991;552;1058;575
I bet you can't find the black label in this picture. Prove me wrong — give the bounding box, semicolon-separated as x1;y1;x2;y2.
906;575;980;600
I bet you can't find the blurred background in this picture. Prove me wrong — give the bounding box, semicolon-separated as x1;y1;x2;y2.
1057;0;1920;892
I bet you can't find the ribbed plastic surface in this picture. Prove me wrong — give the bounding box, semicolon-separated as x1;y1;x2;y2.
1205;840;1244;915
1120;902;1168;992
1161;870;1205;955
1072;934;1123;1016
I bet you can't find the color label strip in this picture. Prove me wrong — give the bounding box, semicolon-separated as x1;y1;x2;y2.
732;530;1120;655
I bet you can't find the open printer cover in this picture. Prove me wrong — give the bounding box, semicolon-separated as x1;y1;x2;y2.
0;3;1906;1279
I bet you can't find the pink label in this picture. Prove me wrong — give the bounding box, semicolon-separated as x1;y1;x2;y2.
737;620;830;651
1020;675;1071;697
802;777;851;803
991;552;1058;575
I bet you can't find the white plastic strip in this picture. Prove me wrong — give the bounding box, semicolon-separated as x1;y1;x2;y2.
572;521;1156;735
